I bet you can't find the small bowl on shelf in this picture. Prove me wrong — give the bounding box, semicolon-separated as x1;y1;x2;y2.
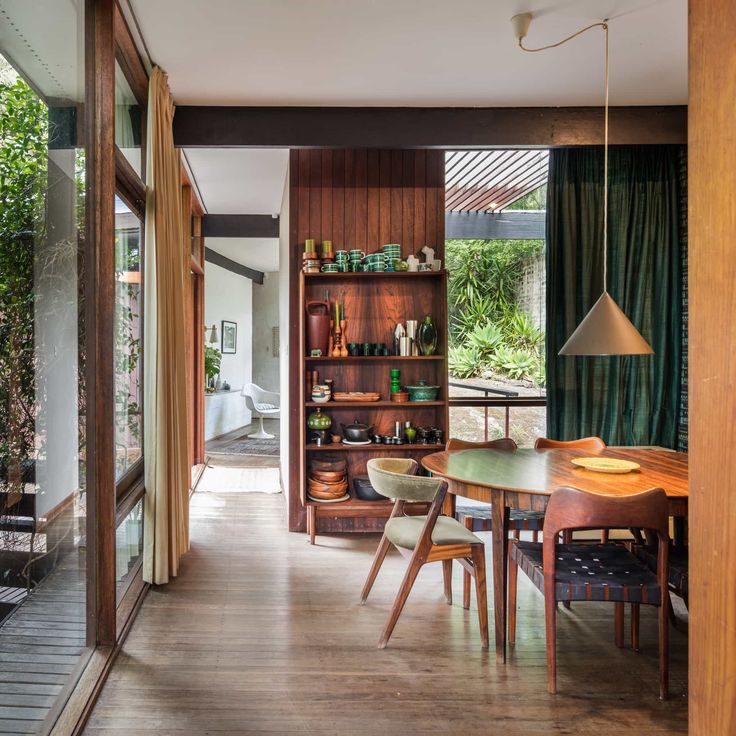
390;391;409;403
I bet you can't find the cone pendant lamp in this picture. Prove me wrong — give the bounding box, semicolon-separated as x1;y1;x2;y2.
559;292;653;355
514;15;653;357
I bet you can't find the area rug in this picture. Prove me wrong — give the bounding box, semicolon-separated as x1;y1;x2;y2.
214;437;280;457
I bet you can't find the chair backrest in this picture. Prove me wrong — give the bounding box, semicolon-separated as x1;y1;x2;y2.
367;458;444;502
242;384;257;412
542;485;670;540
446;437;518;452
535;436;606;451
542;486;670;608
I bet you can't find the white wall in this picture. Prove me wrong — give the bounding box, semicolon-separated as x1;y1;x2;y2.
204;262;253;440
252;273;280;392
278;166;290;497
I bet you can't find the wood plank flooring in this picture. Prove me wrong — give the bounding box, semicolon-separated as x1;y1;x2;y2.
0;552;87;735
84;491;687;735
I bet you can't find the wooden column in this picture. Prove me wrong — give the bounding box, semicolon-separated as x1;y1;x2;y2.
85;0;116;647
689;0;736;732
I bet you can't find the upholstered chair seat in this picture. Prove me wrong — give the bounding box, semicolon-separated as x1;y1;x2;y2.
385;514;481;550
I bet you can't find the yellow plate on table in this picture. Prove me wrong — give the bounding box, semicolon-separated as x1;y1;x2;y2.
571;457;640;474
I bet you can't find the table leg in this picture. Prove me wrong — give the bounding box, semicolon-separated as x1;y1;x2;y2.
491;489;510;661
443;491;456;518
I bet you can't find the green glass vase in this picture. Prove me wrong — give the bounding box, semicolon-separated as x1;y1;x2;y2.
307;407;332;431
417;315;438;356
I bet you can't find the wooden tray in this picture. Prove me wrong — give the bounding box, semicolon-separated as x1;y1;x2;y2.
333;392;381;402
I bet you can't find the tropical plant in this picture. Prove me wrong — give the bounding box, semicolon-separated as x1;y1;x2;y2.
448;345;481;379
467;321;503;358
204;346;222;385
501;350;537;381
502;310;544;351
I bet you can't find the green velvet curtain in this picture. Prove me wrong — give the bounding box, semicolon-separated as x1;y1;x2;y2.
546;145;684;448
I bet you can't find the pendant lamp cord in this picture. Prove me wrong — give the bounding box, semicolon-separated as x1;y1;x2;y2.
519;19;610;292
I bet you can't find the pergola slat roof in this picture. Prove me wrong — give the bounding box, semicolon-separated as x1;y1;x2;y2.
445;150;549;213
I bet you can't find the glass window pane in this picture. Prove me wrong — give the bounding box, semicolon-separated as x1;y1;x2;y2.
0;0;88;727
116;499;143;599
115;60;142;176
114;197;143;479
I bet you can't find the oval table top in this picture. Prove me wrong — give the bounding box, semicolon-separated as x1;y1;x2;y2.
421;446;689;500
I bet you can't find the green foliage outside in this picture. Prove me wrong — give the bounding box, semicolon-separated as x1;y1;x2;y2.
447;238;545;386
0;73;47;478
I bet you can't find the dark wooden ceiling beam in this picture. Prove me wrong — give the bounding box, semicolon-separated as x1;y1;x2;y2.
204;247;264;284
202;214;279;238
173;106;687;149
445;211;545;240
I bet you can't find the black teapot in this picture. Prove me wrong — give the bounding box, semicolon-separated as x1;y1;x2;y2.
341;419;374;443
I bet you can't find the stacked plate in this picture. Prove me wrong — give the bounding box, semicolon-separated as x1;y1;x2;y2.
307;458;349;502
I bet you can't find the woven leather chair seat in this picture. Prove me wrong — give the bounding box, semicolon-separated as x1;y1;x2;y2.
456;500;545;532
633;544;688;600
511;542;662;604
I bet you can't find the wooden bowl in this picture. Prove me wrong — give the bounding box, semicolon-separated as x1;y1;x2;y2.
308;482;348;499
391;391;409;403
310;469;345;482
311;459;348;472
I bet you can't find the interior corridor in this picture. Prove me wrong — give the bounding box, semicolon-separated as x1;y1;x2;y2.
82;490;687;735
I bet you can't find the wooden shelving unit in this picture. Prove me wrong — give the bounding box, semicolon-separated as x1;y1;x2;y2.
287;148;448;537
299;268;449;540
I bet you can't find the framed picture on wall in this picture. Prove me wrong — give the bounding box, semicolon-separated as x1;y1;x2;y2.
221;320;237;354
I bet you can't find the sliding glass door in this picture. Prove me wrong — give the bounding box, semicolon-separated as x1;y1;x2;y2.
0;1;89;731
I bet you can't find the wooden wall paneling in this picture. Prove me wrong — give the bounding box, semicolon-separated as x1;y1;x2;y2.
344;150;356;249
320;150;333;245
378;151;391;245
86;0;117;648
366;150;380;248
390;150;403;244
688;0;736;732
308;150;322;240
413;149;427;254
331;149;345;248
401;151;415;254
425;151;439;254
353;150;368;252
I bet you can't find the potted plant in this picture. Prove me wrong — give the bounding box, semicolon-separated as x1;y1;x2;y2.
204;345;222;392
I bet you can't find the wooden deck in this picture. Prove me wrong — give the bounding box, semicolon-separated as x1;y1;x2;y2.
0;552;87;735
85;491;687;735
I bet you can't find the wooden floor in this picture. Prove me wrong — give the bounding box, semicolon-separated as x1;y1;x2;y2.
84;491;687;735
0;551;87;735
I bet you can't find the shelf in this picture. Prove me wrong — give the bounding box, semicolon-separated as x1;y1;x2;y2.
304;355;444;363
305;401;444;408
306;443;444;452
303;270;445;281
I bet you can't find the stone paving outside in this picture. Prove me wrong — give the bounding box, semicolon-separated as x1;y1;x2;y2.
448;376;546;447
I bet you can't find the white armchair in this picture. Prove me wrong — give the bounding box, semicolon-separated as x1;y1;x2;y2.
242;383;280;439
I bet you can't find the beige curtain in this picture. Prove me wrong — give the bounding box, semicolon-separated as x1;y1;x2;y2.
142;67;190;584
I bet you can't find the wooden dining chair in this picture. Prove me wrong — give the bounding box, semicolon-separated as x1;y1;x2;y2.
360;458;489;650
508;485;670;699
446;438;546;609
535;436;608;543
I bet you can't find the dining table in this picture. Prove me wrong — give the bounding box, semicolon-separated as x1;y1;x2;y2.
421;445;689;660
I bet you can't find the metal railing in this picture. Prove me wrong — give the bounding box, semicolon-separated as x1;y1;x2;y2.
448;381;546;440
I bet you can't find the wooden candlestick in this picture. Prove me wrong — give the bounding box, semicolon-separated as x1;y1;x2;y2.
339;319;348;358
332;321;342;357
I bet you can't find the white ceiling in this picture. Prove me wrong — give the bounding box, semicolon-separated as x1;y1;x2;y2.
130;0;687;107
206;237;279;273
184;148;289;214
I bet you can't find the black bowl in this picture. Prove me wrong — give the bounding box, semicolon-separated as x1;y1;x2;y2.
353;475;384;501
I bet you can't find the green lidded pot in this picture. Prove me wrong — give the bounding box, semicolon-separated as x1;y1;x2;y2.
307;407;332;431
405;379;440;402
